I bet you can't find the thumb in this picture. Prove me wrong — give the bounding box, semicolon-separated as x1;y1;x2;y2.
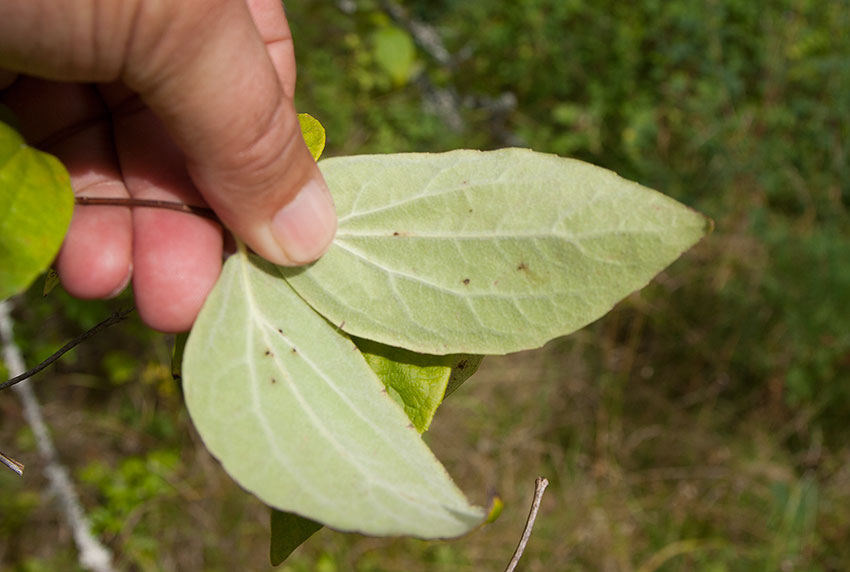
125;0;336;265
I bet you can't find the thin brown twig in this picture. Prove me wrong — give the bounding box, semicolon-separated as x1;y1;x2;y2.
504;476;549;572
0;307;134;391
75;197;219;222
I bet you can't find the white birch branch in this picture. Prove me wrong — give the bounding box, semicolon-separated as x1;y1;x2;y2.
0;300;116;572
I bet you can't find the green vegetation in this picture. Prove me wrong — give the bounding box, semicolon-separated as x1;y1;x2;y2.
2;0;849;569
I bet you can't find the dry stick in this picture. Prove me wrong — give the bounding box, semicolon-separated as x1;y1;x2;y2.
504;477;549;572
75;196;219;222
0;307;134;391
0;300;116;572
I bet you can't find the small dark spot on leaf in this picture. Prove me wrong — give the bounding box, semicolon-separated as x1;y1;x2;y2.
291;348;298;354
392;231;400;236
264;349;272;356
277;328;284;334
271;378;277;384
517;261;529;271
462;278;470;285
468;208;473;213
380;387;388;394
456;360;468;370
407;423;415;430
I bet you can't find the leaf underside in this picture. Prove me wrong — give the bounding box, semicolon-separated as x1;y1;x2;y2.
282;148;710;355
183;250;485;538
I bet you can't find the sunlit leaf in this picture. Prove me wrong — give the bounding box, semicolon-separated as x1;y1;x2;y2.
282;149;710;354
0;121;73;300
354;337;482;433
183;247;485;537
298;113;326;161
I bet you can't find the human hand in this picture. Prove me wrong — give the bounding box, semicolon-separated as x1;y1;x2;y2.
0;0;337;332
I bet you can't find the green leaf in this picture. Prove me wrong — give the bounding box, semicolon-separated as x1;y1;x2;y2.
0;121;73;300
371;26;417;86
183;247;485;537
282;149;710;354
170;332;188;381
298;113;326;161
270;509;323;566
42;268;60;296
353;337;482;433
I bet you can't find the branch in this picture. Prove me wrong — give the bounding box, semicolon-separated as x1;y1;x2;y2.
0;449;24;476
0;300;116;572
1;307;134;391
504;476;549;572
75;197;219;222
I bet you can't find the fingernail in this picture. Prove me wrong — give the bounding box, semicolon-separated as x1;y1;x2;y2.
271;178;337;264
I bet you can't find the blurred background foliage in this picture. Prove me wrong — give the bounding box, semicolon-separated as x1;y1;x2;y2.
2;0;850;570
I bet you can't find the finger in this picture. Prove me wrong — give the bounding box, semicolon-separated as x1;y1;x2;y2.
105;93;223;333
244;0;297;97
123;0;336;266
0;78;133;299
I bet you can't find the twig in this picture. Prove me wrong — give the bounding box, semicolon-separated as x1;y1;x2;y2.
0;449;24;475
0;307;134;391
75;196;219;222
504;476;549;572
0;300;116;572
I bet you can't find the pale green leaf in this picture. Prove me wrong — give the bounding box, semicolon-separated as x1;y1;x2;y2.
353;337;482;433
282;149;710;354
270;509;322;565
183;248;485;537
298;113;326;161
0;121;73;300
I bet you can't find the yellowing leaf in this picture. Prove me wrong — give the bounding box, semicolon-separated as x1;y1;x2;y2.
298;113;326;161
0;121;73;300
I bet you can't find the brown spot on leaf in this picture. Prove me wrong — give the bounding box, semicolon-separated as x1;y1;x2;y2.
291;348;298;355
271;378;277;384
264;349;273;357
462;278;470;285
392;231;400;236
517;261;529;271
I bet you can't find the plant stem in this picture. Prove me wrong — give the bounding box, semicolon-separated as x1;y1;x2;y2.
75;196;219;222
504;476;549;572
0;307;134;391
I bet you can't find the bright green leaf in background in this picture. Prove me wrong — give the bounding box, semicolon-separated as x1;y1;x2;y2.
0;121;73;300
371;25;417;86
355;337;482;433
183;247;486;538
282;149;711;355
298;113;326;161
